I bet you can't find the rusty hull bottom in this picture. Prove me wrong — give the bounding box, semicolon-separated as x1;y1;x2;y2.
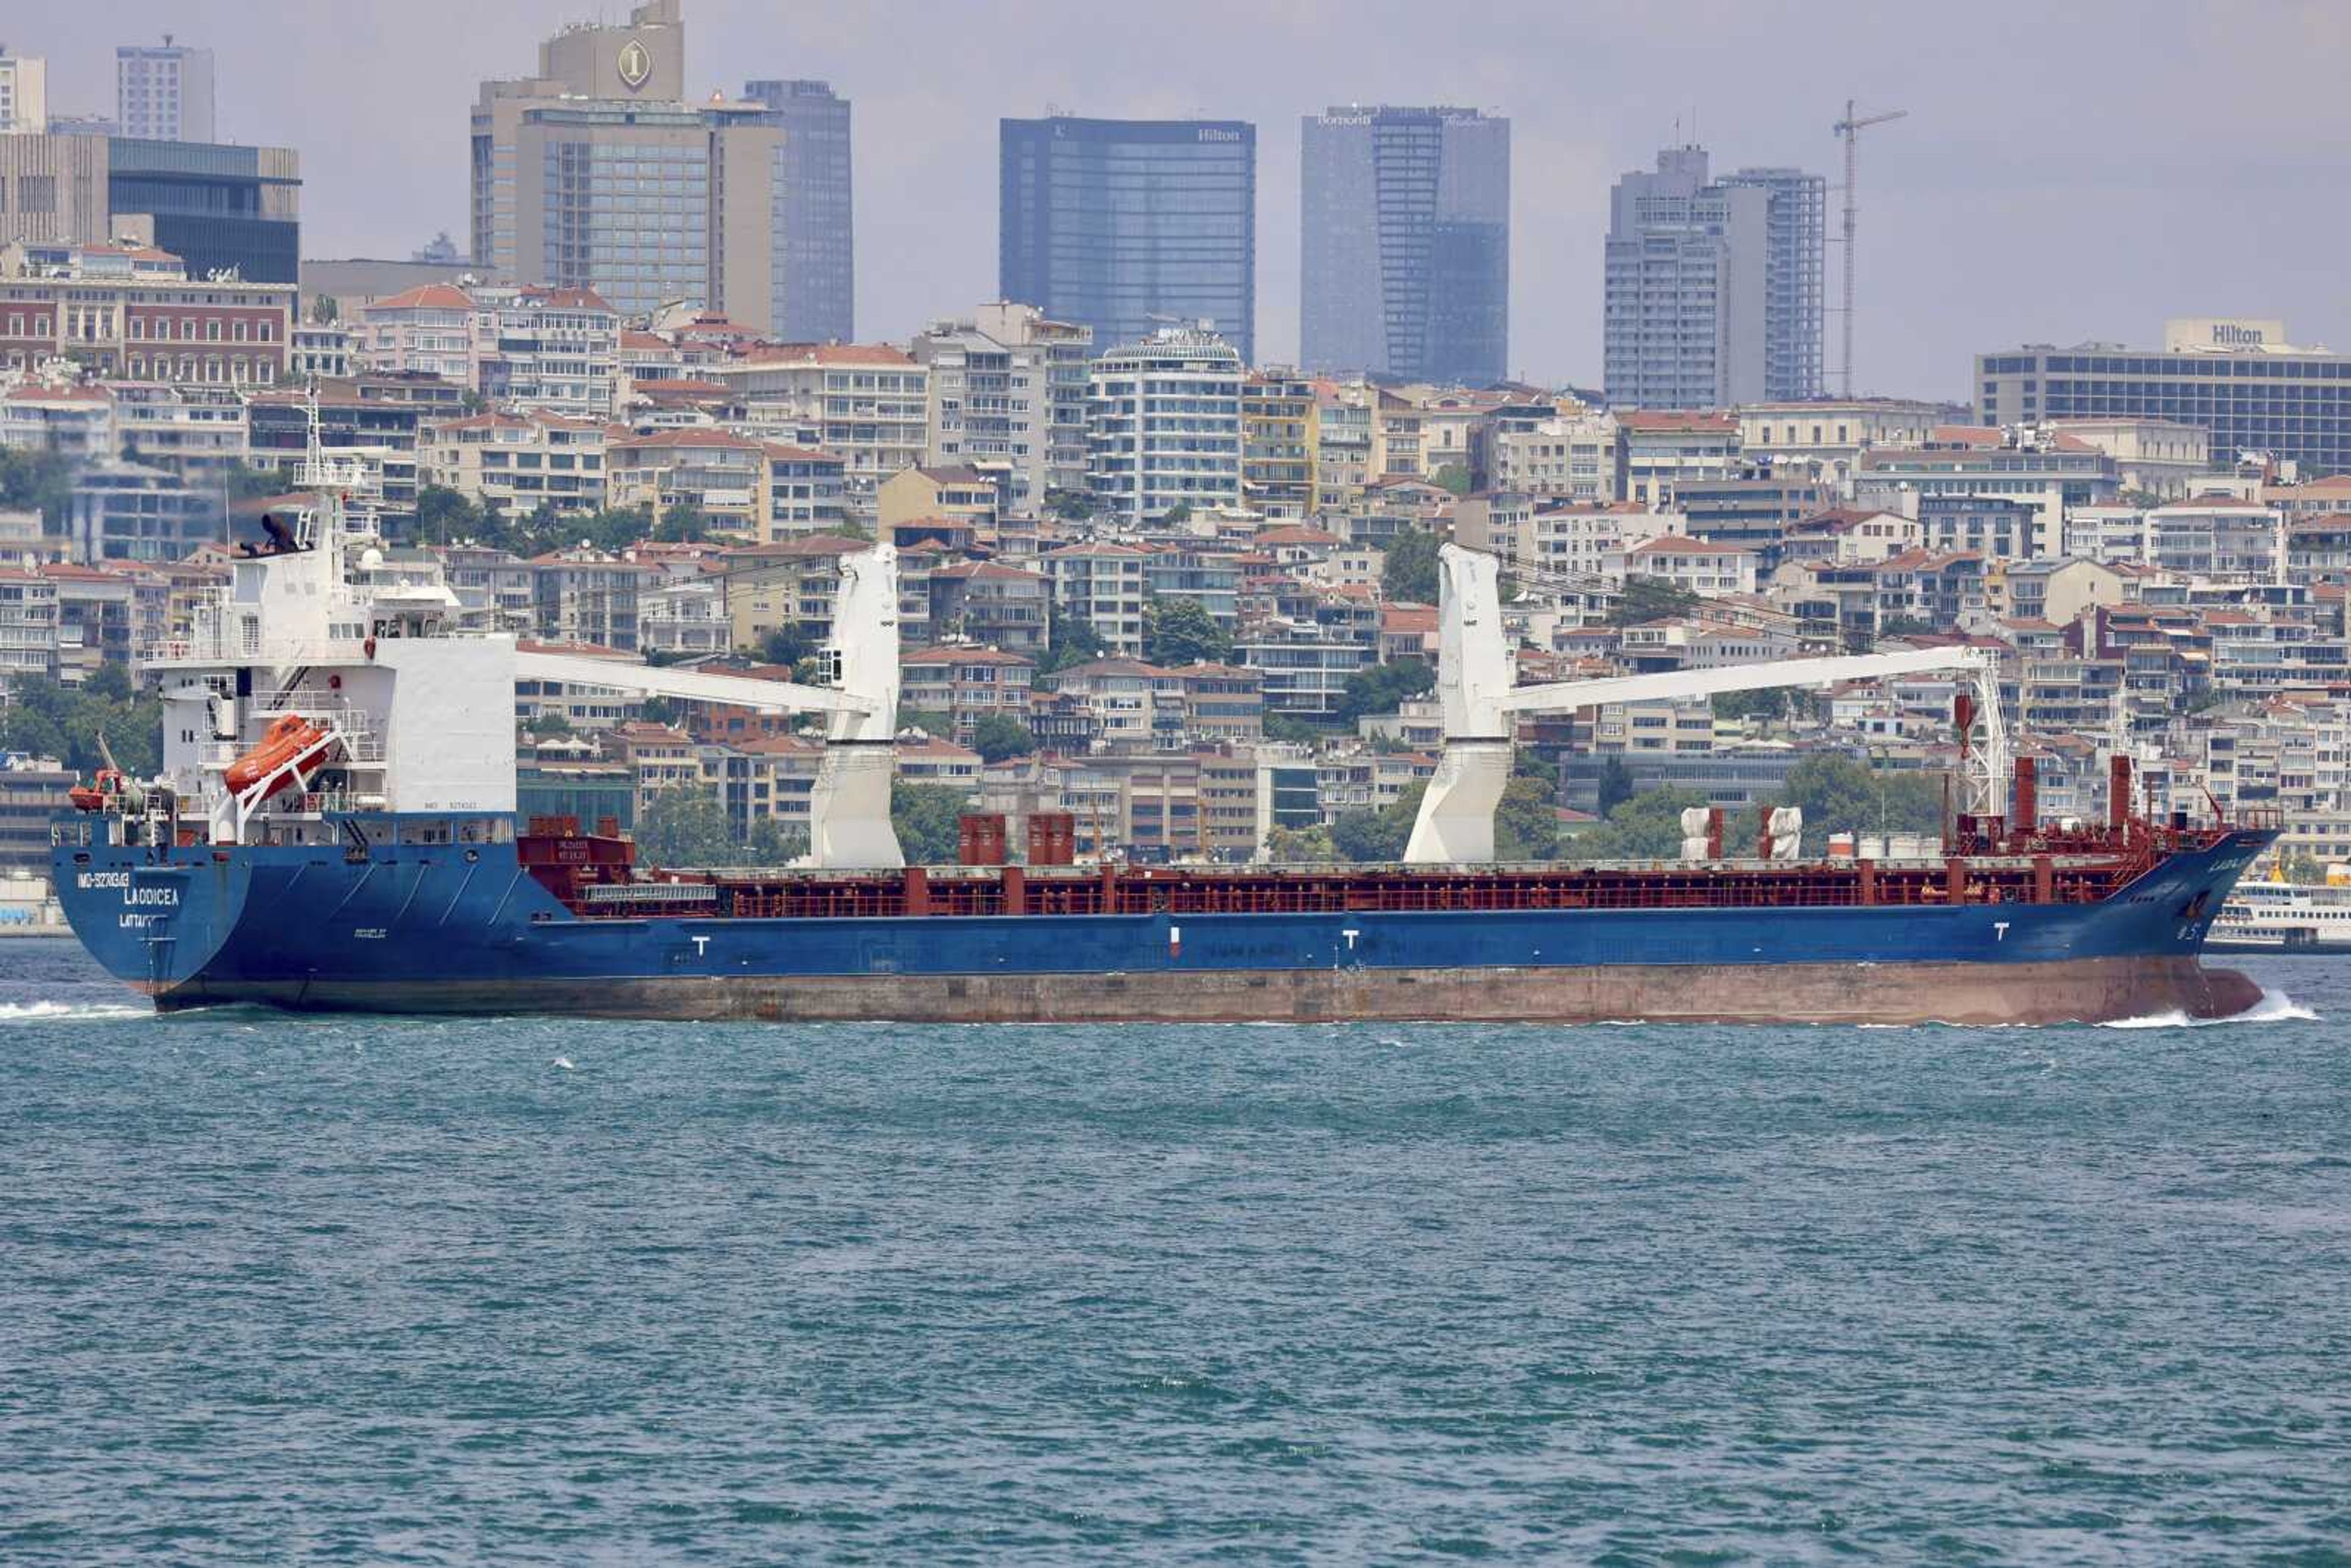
155;956;2267;1026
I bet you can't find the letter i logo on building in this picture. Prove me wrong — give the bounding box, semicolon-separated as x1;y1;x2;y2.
617;39;651;91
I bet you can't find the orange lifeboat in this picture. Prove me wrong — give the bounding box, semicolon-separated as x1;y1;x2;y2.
225;714;332;799
69;768;127;812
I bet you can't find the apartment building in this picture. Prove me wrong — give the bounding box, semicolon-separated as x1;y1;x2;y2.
707;342;928;525
421;410;612;518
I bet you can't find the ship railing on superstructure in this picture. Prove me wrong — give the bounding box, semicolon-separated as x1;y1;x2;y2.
146;628;378;669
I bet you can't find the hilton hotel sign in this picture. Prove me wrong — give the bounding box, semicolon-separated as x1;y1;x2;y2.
2164;317;2291;352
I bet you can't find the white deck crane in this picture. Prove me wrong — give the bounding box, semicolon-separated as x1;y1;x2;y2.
1403;545;2006;865
513;544;906;869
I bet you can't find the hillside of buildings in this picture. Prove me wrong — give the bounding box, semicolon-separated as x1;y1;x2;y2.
4;235;2349;885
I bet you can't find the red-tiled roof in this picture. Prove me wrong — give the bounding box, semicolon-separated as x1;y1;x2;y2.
518;285;615;313
1627;536;1751;555
735;342;917;367
1256;525;1343;547
368;283;474;312
902;645;1036;667
1618;410;1738;433
610;427;761;452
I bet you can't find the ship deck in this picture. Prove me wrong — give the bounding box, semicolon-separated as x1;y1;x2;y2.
519;819;2251;924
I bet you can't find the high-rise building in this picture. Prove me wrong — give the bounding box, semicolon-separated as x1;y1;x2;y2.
1000;116;1257;364
1716;167;1824;402
472;0;687;281
1978;318;2351;480
473;4;812;332
1086;324;1246;525
1299;105;1509;384
512;100;774;324
0;48;47;135
1603;146;1824;410
0;132;299;283
116;37;215;143
742;79;853;342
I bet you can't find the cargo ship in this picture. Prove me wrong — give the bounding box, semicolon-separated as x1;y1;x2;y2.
52;441;2275;1024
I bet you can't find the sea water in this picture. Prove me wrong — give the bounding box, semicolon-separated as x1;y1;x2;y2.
2;940;2345;1562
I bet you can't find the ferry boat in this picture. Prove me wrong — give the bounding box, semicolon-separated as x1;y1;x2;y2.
2209;869;2351;954
50;440;2276;1025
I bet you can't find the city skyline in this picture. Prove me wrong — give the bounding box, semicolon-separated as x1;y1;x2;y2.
16;0;2351;397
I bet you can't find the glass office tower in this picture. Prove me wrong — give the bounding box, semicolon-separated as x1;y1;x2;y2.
1000;116;1256;364
743;78;854;342
1300;105;1509;384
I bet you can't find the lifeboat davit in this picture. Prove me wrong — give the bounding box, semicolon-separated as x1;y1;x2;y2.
225;714;333;799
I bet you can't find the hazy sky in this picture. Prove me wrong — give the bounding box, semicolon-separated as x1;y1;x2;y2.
31;1;2350;399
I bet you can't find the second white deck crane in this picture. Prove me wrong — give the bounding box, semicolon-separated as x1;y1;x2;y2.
1404;544;2007;865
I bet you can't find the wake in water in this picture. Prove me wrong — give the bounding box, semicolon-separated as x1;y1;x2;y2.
2098;987;2320;1030
0;999;152;1024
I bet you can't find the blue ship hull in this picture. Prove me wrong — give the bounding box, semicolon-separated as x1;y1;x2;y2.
53;821;2274;1024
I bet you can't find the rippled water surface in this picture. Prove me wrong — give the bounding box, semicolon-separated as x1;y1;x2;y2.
2;940;2347;1563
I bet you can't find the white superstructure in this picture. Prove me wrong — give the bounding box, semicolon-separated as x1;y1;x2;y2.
146;406;904;865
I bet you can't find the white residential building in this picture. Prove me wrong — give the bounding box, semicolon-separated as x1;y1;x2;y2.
1044;541;1151;658
420;410;612;519
706;342;929;525
912;304;1093;513
1487;409;1620;502
1615;535;1760;596
356;282;620;419
1086;325;1245;527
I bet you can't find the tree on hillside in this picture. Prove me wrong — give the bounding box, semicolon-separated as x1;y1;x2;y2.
971;713;1037;763
1264;824;1338;863
0;448;75;531
634;786;735;868
1143;596;1232;667
1605;575;1701;627
1331;794;1414;863
1712;688;1790;723
745;819;809;866
760;625;817;667
0;674;163;778
1336;659;1434;724
1768;754;1948;855
656;501;709;542
1558;786;1711;863
1494;776;1562;863
1040;601;1107;674
415;483;491;547
1381;528;1442;604
1262;711;1330;745
1431;463;1472;497
1593;755;1637;819
891;781;972;865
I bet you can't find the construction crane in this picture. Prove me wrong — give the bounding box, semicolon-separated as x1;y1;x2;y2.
1832;98;1907;397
